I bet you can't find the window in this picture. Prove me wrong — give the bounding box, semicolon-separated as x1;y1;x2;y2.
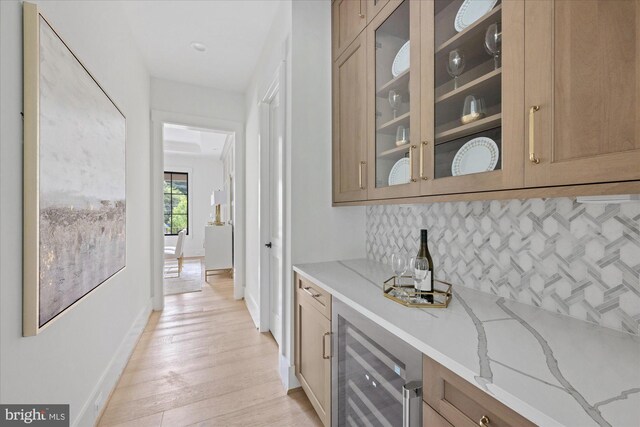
164;172;188;236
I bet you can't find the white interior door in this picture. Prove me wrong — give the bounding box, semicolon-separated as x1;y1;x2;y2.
267;90;284;346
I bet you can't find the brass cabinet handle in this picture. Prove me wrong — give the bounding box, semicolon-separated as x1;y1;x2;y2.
419;141;428;180
303;286;321;298
409;145;417;182
322;332;331;359
529;105;541;164
359;0;365;18
358;161;366;190
479;415;490;426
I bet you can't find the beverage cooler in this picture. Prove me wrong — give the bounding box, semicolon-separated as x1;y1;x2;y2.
332;298;423;427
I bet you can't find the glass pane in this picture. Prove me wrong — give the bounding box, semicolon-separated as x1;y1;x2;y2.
172;173;188;194
163;194;171;214
336;316;405;425
171;215;187;235
172;195;187;214
433;0;502;179
164;214;171;234
374;0;411;189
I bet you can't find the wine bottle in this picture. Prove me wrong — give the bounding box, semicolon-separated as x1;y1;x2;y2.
415;229;434;303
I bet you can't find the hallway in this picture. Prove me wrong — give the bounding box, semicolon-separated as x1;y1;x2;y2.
98;273;321;426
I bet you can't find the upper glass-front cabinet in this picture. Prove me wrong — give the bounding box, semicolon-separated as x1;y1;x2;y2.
367;0;421;198
423;0;523;194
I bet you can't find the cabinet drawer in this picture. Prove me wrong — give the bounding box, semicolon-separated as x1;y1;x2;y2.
424;402;453;427
296;275;331;319
424;356;536;427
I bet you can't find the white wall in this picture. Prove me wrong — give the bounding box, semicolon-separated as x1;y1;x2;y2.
151;77;245;123
0;2;152;426
244;0;293;329
150;77;247;303
284;0;367;382
243;0;367;388
164;153;224;257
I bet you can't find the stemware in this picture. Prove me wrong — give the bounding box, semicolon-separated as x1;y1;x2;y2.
461;95;486;124
412;257;434;303
390;253;411;301
395;126;409;146
485;22;502;70
388;90;402;119
446;49;466;89
391;252;408;277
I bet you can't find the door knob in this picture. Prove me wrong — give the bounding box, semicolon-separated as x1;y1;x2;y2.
265;242;272;248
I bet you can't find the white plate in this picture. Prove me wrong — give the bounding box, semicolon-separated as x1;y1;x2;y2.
454;0;498;32
388;157;411;186
451;137;499;176
392;41;410;77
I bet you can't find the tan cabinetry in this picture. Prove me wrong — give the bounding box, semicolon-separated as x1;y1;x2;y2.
332;0;368;60
524;0;640;188
423;356;535;427
295;274;332;426
333;31;368;202
332;0;640;205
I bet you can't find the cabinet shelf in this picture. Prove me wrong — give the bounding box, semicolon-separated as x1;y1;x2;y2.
376;69;410;97
435;5;502;54
435;67;501;104
435;113;501;144
377;112;410;134
378;144;410;158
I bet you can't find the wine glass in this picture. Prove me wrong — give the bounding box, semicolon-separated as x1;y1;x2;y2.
395;126;408;146
388;90;402;119
446;49;466;89
485;23;502;70
391;252;408;277
413;257;434;303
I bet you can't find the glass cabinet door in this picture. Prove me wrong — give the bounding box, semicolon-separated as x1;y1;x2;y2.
424;0;523;194
367;0;421;199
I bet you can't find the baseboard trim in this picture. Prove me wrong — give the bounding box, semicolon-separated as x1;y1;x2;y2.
75;300;152;427
245;292;260;329
279;354;300;391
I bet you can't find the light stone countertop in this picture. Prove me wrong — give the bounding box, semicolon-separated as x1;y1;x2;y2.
293;259;640;427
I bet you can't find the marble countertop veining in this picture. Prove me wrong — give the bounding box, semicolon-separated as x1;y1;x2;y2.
293;259;640;427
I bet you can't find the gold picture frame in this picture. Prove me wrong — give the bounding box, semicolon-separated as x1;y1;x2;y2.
23;2;126;336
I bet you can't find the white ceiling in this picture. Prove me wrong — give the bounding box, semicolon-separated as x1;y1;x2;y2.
163;123;230;158
121;0;283;92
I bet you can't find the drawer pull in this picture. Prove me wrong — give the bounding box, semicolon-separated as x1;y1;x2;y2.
303;286;321;298
479;415;490;426
322;332;331;359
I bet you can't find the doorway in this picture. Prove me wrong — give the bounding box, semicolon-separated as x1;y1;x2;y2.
259;62;286;347
150;111;245;310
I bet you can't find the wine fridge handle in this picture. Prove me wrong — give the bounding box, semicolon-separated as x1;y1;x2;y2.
402;381;422;427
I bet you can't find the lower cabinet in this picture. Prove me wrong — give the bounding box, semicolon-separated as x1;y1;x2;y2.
293;274;535;427
423;356;536;427
295;273;332;427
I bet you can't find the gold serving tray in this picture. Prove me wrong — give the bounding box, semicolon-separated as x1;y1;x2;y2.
383;275;453;308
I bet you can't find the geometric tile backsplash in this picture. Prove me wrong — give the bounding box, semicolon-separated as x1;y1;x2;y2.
366;198;640;335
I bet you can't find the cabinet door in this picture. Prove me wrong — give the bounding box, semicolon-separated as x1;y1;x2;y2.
366;0;390;24
295;292;331;427
525;0;640;187
421;0;525;195
333;32;368;203
332;0;367;60
367;0;422;199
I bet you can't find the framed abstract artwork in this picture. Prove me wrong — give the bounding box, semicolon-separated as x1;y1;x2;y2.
23;3;126;336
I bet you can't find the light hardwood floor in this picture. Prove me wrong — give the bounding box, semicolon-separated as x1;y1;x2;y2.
98;272;322;427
